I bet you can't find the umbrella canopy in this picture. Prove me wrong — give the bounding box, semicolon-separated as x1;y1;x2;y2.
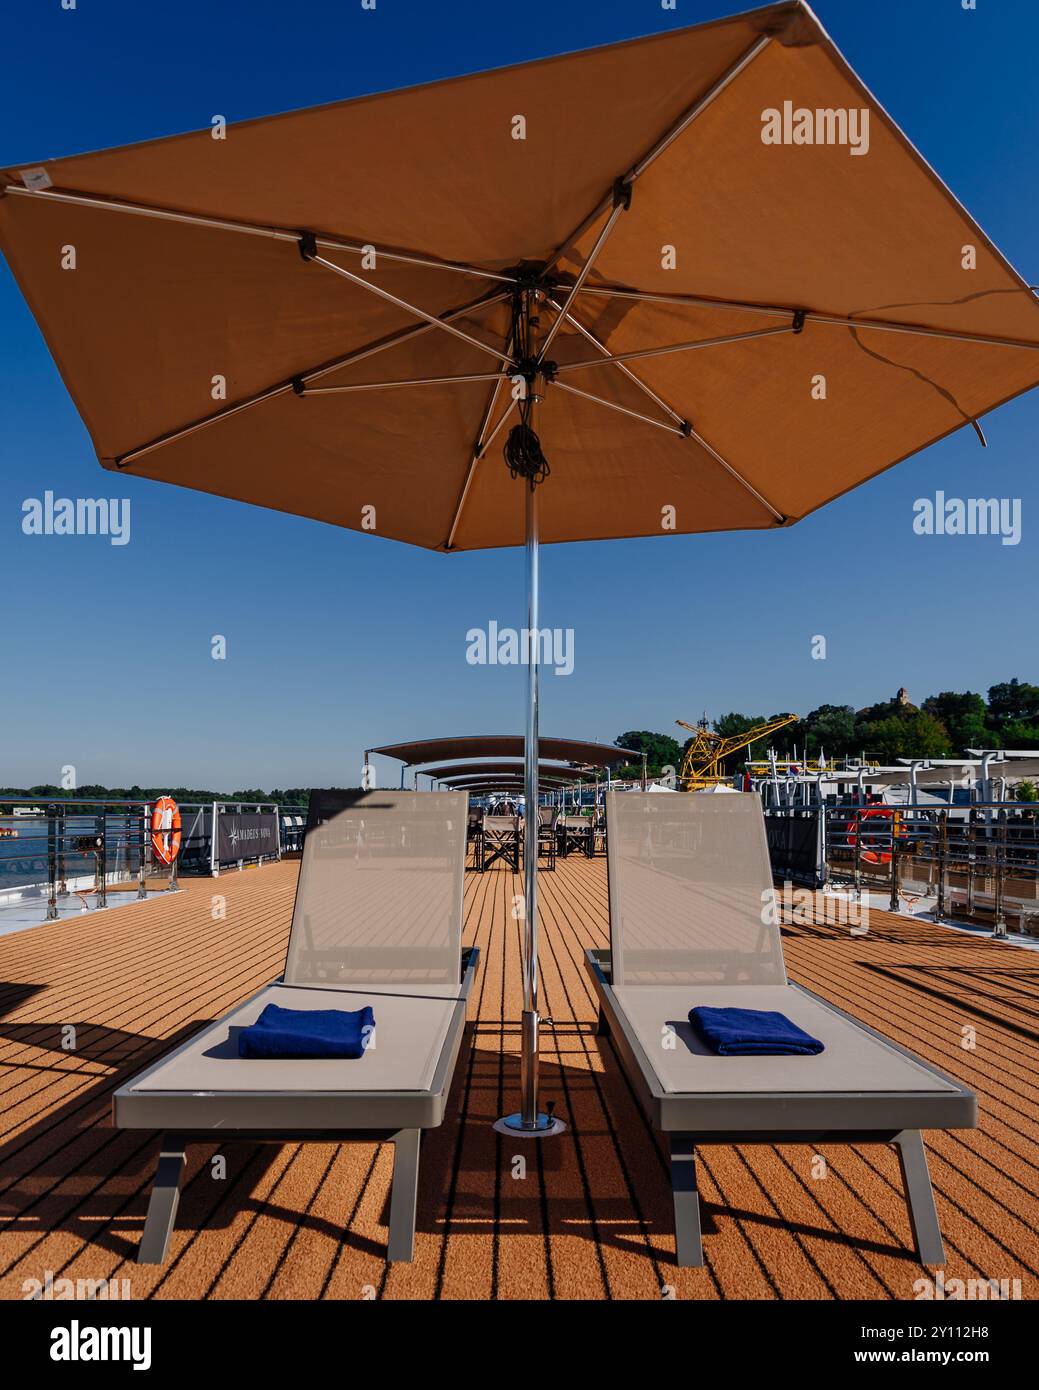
1;2;1037;549
4;0;1038;1136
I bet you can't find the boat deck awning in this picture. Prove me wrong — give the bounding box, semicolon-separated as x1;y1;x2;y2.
366;735;640;768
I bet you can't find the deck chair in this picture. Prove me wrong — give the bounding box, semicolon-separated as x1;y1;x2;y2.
114;789;478;1265
586;791;975;1269
532;806;558;871
466;806;483;869
480;813;520;872
591;806;607;857
560;814;594;859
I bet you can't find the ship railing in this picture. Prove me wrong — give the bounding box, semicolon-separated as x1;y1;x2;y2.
0;797;178;920
819;800;1039;939
0;797;309;918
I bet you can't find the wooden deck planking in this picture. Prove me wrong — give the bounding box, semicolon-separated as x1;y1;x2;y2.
0;855;1036;1300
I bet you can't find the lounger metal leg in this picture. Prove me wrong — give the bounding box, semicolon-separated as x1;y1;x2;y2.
387;1128;421;1263
138;1133;186;1265
669;1134;704;1268
893;1130;945;1266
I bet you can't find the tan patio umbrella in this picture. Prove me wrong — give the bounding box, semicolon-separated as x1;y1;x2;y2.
3;0;1039;1136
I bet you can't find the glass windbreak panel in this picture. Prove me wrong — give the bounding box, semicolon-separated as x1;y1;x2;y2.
285;791;466;986
0;807;154;893
606;791;786;986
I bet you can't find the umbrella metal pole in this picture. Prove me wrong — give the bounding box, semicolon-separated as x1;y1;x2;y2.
520;480;540;1125
494;385;565;1139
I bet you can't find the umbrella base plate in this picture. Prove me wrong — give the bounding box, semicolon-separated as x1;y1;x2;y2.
493;1112;567;1139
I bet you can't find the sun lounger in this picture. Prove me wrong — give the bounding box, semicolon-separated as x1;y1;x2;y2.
114;789;477;1265
585;791;975;1268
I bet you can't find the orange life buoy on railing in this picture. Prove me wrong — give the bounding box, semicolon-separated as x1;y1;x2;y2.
846;807;895;865
151;796;182;865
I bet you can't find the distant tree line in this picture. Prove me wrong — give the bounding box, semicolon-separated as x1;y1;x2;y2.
0;785;313;807
616;677;1039;779
7;678;1039;805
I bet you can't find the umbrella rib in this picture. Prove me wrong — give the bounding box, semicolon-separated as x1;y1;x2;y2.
114;289;509;468
552;379;786;525
576;285;1039;354
309;252;514;366
302;371;504;395
539;33;771;278
538;196;627;357
682;422;787;524
444;352;519;550
545;294;680;427
548;299;787;523
549;378;687;435
476;398;518;456
0;183;516;284
442;306;525;549
552;324;794;373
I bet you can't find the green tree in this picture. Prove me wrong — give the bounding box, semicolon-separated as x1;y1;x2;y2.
713;712;764;768
856;694;918;725
988;678;1039;732
905;712;953;758
921;691;988;754
799;704;856;759
711;712;798;769
997;720;1039;750
1016;780;1039;803
614;731;682;779
860;711;952;761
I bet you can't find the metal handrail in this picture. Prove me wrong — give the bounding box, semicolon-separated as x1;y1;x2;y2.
1;799;308;918
0;799;170;918
816;799;1039;938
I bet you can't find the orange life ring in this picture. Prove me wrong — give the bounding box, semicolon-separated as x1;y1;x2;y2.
846;807;896;865
151;796;182;865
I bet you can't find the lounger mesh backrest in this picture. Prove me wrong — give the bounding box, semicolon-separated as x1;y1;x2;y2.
284;790;467;985
606;791;785;986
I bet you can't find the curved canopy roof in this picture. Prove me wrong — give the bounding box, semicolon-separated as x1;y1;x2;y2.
368;735;640;768
440;774;576;790
453;784;529;794
421;760;597;782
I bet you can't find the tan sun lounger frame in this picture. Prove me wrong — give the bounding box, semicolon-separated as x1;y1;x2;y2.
586;791;976;1268
113;789;477;1265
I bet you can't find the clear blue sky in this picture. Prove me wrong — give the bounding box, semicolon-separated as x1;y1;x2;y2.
2;0;1037;790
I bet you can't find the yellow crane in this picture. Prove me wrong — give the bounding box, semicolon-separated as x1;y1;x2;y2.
676;712;799;790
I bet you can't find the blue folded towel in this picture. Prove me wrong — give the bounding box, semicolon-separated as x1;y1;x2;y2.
237;1003;375;1059
688;1006;824;1056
